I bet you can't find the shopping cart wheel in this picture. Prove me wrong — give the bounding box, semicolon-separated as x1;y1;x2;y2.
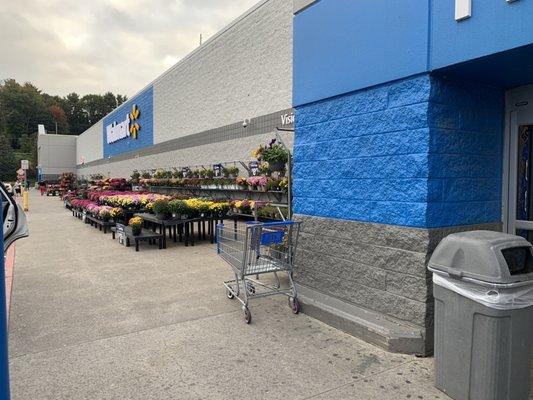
289;297;300;314
243;307;252;324
226;289;235;300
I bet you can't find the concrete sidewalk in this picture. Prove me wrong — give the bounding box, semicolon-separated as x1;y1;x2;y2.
4;192;524;399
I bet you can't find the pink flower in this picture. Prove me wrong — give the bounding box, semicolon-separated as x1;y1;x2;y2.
246;176;268;187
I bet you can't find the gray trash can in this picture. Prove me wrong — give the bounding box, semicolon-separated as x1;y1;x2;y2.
428;230;533;400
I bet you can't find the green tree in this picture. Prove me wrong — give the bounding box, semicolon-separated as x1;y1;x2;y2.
0;79;128;137
0;133;17;181
63;92;89;135
0;79;54;140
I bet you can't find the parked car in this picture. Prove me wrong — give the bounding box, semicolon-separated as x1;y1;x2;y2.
2;183;13;195
1;182;29;251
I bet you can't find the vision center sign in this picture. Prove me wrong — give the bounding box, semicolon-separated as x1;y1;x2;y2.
106;104;141;144
103;86;154;158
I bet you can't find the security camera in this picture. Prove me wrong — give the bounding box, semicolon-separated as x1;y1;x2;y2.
243;119;250;128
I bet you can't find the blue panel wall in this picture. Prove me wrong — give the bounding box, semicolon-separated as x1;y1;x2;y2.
293;75;504;228
430;0;533;69
103;86;153;158
294;0;533;107
293;0;429;107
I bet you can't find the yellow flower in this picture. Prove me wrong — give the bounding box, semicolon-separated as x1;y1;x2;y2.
129;216;142;227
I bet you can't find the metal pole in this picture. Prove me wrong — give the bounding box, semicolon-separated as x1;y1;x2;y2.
0;203;11;399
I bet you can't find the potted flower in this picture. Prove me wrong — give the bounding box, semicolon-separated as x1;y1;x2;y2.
237;199;251;214
279;178;289;193
152;199;171;220
198;202;211;218
246;176;268;191
251;144;266;161
99;207;111;222
261;142;288;172
109;207;124;222
223;166;239;179
236;177;247;189
209;202;230;217
129;216;143;236
131;170;140;184
169;199;190;219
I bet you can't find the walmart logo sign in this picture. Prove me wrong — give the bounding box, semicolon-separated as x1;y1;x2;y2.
106;104;141;144
103;85;153;158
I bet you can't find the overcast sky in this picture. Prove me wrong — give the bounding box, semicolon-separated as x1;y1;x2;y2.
0;0;258;97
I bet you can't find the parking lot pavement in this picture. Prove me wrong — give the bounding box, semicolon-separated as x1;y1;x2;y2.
5;192;520;399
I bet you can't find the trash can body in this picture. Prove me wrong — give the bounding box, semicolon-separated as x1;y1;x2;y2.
429;230;533;400
434;284;533;400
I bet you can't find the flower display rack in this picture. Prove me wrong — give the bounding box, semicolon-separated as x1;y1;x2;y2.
148;186;289;208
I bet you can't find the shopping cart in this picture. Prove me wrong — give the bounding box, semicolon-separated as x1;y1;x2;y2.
217;220;301;323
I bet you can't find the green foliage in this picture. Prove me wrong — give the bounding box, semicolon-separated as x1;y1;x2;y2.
0;79;127;139
168;200;190;215
0;134;17;181
261;144;289;165
0;79;127;181
131;170;141;182
152;199;170;215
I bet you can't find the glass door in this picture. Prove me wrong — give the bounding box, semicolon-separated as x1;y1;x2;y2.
506;87;533;241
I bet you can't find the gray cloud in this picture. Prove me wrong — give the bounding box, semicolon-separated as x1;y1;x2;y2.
0;0;259;96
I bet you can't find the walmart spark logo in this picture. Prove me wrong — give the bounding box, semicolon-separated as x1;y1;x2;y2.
129;104;141;139
106;104;142;144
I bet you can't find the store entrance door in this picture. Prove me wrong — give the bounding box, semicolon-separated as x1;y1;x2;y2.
505;85;533;241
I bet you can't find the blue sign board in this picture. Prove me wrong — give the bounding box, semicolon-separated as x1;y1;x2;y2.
103;86;154;158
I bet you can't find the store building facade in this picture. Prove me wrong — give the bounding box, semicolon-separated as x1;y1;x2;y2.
76;0;294;179
68;0;533;355
291;0;533;354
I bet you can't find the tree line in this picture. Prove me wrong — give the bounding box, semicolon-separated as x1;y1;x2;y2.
0;79;127;181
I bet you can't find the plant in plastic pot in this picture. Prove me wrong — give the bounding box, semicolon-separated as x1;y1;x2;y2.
209;201;230;217
98;207;111;222
152;199;171;220
247;176;268;191
109;207;124;222
261;143;288;172
169;199;190;219
129;216;143;236
236;177;247;189
198;202;211;218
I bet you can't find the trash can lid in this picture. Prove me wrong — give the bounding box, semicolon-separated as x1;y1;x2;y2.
428;230;533;284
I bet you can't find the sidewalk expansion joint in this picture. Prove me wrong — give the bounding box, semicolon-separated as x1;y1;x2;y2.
10;309;239;360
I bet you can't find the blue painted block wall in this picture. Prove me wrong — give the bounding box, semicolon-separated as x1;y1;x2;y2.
427;78;503;227
293;74;504;228
103;86;154;158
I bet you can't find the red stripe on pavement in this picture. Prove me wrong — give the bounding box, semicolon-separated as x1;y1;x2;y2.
4;244;15;320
